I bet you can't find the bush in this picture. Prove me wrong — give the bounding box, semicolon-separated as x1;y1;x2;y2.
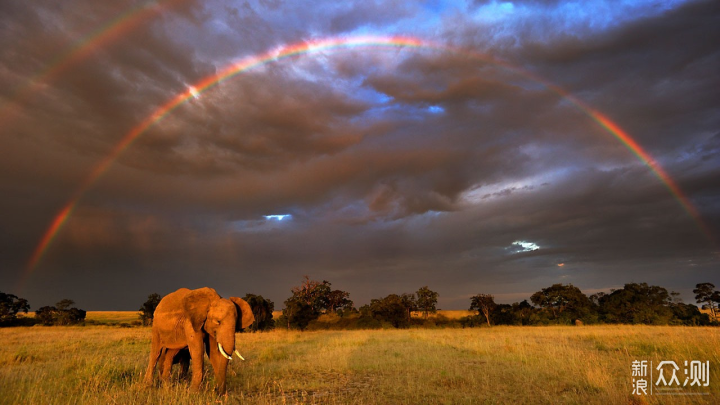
34;300;86;326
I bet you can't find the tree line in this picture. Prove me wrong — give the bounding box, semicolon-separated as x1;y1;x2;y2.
466;282;718;327
273;278;720;330
2;280;718;329
0;293;86;326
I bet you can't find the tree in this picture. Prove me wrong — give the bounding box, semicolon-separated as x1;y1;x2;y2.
56;299;74;311
290;275;332;314
510;300;535;325
491;303;515;325
0;291;30;325
469;294;496;327
35;306;58;326
282;298;314;331
368;294;410;328
693;283;719;320
139;293;163;326
281;276;332;330
400;293;417;322
530;284;595;324
243;294;275;331
54;299;77;325
326;290;353;314
589;292;606;306
415;286;438;319
671;302;711;326
597;283;673;324
64;308;87;325
283;276;351;329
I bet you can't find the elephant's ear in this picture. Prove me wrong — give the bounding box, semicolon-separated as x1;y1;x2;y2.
183;287;220;332
230;297;255;331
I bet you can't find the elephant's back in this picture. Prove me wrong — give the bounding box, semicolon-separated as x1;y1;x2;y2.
154;288;191;315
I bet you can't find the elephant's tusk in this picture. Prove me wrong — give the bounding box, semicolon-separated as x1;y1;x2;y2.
234;350;245;361
217;342;232;360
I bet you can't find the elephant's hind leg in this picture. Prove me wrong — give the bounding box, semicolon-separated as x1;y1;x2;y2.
160;348;179;383
143;338;162;387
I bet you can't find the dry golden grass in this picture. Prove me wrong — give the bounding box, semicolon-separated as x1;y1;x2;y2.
85;311;143;324
17;311;142;325
272;310;475;320
0;325;717;404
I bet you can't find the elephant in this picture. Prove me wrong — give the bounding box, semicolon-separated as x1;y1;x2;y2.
143;287;254;393
158;307;252;381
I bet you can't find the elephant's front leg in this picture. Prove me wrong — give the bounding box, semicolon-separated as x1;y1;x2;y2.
187;333;205;392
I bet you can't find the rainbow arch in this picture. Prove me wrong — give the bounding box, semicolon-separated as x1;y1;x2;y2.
23;35;715;281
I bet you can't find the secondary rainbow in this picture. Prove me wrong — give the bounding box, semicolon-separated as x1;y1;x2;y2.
24;35;714;279
0;0;184;124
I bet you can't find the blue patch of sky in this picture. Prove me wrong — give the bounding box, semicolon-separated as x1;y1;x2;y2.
471;0;516;24
361;102;447;124
421;0;454;14
342;82;445;124
427;105;445;114
350;84;392;106
467;0;691;44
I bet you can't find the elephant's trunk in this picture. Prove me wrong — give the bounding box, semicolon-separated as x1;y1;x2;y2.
217;342;232;360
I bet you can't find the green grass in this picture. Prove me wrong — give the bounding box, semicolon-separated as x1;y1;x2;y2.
0;325;718;404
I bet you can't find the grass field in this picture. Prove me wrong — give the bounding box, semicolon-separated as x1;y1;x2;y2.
19;311;143;325
1;323;718;404
271;310;476;320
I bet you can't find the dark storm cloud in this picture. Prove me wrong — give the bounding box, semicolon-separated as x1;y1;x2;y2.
122;69;370;176
510;0;720;151
0;0;717;310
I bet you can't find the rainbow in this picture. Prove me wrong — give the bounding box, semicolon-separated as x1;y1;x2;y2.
24;35;715;280
0;0;184;124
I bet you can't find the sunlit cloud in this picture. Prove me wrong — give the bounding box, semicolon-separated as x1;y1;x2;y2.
227;215;293;233
509;240;539;253
188;85;200;99
264;214;292;221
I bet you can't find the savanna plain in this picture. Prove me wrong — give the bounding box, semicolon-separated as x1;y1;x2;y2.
1;312;718;404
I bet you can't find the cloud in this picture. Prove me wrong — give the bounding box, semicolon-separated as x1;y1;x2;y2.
0;0;717;310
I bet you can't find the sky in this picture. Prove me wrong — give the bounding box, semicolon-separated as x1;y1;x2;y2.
0;0;718;310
